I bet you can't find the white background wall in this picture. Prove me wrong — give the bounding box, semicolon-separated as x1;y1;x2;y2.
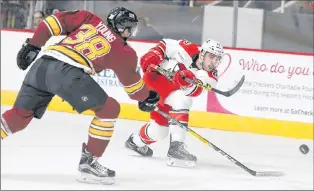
1;30;313;123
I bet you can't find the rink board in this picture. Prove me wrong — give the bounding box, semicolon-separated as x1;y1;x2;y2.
1;29;313;140
1;90;312;140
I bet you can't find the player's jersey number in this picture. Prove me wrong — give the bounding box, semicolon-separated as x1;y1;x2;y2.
63;24;111;60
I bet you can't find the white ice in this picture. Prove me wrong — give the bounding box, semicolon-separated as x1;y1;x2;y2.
1;105;313;190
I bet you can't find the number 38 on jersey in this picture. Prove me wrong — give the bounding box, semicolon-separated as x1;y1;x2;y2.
63;24;111;61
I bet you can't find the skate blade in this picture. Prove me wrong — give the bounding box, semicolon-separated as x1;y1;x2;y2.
166;157;196;168
125;142;153;157
76;172;115;185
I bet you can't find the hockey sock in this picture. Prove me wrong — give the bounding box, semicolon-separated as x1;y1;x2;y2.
138;123;156;145
1;108;34;139
1;118;10;139
169;109;189;142
87;97;120;157
134;120;170;147
86;117;116;157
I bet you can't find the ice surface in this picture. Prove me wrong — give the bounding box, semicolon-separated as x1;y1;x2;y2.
1;105;313;190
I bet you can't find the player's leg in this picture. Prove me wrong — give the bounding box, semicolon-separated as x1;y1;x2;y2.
125;71;176;156
43;56;118;184
1;58;54;140
76;96;119;185
125;103;171;156
164;90;197;168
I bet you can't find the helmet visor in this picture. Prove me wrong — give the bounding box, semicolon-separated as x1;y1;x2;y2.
117;20;138;37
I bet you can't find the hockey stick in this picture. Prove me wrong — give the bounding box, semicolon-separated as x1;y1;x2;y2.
155;108;285;177
150;65;245;97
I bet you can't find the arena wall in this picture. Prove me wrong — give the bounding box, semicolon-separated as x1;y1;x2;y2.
1;29;313;139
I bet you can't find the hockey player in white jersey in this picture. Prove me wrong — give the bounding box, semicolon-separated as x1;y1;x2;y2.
125;38;224;167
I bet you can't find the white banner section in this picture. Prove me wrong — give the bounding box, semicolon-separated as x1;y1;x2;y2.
1;30;313;123
214;49;313;123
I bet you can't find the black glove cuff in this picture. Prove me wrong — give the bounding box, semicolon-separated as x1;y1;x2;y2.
148;90;158;99
25;38;41;51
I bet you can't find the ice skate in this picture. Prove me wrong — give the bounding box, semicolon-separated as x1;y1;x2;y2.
77;143;115;185
125;134;153;157
166;141;197;168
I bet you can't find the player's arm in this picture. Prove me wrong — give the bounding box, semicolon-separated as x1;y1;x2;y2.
29;10;94;47
140;38;198;72
16;10;95;71
173;69;218;97
113;51;159;112
139;40;165;72
140;38;182;72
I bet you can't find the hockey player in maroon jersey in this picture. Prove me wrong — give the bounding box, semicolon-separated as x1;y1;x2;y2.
0;7;159;184
125;38;224;168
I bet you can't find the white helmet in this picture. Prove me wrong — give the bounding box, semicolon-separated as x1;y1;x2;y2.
197;39;224;72
201;39;224;57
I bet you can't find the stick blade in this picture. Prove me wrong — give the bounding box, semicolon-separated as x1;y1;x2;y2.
255;171;285;177
227;75;245;96
212;75;245;97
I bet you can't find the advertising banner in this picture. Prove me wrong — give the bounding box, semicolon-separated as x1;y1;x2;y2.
207;49;314;123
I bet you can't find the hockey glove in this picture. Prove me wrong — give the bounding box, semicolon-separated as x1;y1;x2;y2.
17;38;41;70
173;70;196;88
140;49;163;72
138;90;160;112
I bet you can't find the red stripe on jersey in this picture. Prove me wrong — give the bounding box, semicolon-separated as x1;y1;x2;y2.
179;40;200;58
155;46;165;58
178;63;187;70
189;86;203;97
186;79;203;97
156;41;166;56
208;70;218;81
139;123;156;144
149;46;165;63
169;112;189;123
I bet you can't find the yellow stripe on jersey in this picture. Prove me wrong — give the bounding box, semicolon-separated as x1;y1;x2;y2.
91;118;115;128
44;15;62;36
1;128;8;139
124;79;144;95
89;127;113;137
45;45;91;68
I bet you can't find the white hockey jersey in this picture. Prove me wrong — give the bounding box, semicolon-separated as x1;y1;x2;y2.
153;38;218;97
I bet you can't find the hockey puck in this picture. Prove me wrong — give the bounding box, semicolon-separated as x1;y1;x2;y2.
299;144;309;154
